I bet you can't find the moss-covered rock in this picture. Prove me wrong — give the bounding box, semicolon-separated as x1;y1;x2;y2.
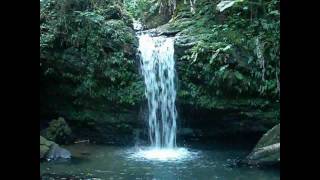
40;136;55;159
41;117;72;144
40;136;71;161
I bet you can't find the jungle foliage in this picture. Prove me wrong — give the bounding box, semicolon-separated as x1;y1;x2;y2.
151;0;280;110
40;0;280;125
40;0;144;122
124;0;177;28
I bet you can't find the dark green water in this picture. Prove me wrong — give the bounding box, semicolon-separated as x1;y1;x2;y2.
40;143;279;180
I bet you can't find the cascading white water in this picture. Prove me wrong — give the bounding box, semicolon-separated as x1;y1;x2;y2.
138;34;177;149
127;32;196;161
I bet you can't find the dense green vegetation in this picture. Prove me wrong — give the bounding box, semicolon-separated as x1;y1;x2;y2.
125;0;279;109
40;0;280;143
124;0;175;28
40;0;145;125
176;0;280;100
40;2;280;177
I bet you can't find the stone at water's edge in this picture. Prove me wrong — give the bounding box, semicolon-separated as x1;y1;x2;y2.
252;124;280;150
40;136;71;161
243;124;280;166
47;144;71;161
40;136;54;159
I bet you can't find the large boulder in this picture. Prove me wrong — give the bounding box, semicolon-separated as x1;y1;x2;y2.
47;144;71;161
40;136;54;159
243;123;280;166
40;136;71;161
41;117;72;144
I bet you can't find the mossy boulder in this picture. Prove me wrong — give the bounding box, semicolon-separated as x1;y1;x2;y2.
244;124;280;166
41;117;72;144
40;136;71;161
40;136;55;159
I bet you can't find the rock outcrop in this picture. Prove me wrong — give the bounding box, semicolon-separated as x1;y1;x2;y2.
243;123;280;166
40;136;71;161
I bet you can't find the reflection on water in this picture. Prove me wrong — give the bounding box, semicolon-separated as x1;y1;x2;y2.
40;143;280;180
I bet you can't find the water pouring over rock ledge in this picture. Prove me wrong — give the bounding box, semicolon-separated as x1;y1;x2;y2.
136;31;193;160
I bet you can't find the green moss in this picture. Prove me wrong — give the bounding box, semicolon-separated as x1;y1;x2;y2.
162;0;280;112
41;117;72;144
40;136;55;159
40;0;144;124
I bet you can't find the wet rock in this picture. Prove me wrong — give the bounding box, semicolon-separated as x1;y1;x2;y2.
155;23;181;36
40;136;71;161
243;124;280;166
159;30;180;37
47;144;71;161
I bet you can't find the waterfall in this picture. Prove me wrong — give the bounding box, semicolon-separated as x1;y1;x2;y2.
138;34;177;149
128;31;194;161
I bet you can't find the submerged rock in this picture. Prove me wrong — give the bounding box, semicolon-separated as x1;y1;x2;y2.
243;124;280;166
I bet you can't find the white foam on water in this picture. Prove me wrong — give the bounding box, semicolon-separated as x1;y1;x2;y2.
127;147;198;162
